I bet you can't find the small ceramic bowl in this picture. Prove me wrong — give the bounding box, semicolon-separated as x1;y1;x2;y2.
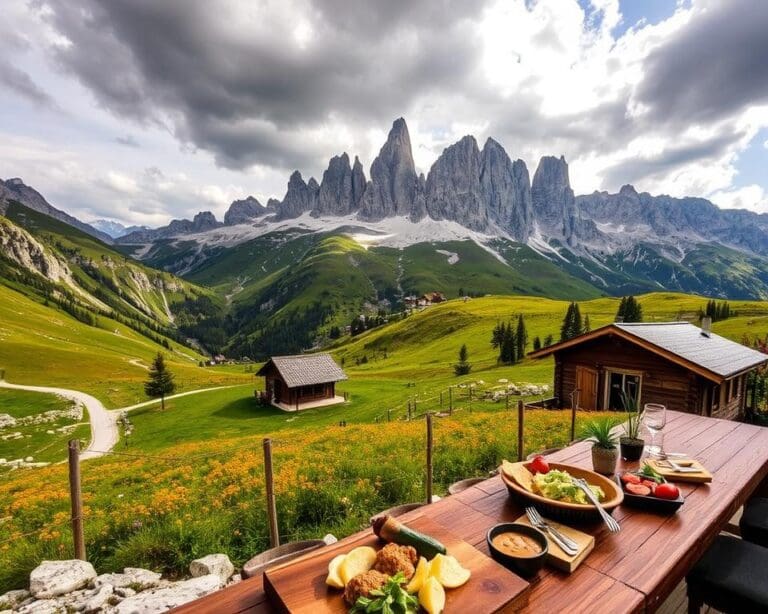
486;523;548;578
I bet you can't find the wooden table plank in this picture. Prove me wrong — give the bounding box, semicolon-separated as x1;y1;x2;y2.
171;411;768;614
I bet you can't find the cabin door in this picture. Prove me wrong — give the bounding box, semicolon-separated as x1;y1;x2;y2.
576;366;599;410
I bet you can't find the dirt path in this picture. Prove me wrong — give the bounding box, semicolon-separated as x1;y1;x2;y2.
0;380;246;461
115;385;245;413
0;380;117;461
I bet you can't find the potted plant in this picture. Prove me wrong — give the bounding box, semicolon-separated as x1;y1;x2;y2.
582;418;619;475
619;391;645;462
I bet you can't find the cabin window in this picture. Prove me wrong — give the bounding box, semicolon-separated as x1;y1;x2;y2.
605;370;642;410
711;384;720;411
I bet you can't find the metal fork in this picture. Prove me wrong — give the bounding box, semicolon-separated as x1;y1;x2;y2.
525;507;579;556
573;478;621;533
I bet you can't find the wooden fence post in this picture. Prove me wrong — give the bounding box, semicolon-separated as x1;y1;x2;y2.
440;391;443;408
387;409;392;422
570;406;577;443
517;400;524;461
68;439;85;560
505;393;509;411
426;413;433;504
408;401;412;421
263;438;280;548
449;387;453;414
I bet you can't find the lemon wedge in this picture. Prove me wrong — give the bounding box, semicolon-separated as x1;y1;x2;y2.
405;556;430;593
325;554;346;588
419;576;446;614
338;546;377;586
429;553;471;589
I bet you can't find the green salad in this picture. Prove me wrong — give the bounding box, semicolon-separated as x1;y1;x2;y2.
533;469;605;504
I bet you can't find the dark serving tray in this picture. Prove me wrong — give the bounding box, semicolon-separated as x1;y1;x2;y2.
615;474;684;514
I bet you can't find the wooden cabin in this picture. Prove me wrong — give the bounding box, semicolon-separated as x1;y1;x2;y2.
528;322;768;420
256;354;347;411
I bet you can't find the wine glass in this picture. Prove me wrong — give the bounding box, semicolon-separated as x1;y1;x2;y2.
643;403;667;458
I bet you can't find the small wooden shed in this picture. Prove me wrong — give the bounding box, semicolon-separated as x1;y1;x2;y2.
257;354;348;411
529;322;767;420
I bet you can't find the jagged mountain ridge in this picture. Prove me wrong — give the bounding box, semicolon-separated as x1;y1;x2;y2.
116;117;768;264
0;178;114;243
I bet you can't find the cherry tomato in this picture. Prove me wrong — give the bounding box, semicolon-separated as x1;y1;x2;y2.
626;483;652;496
529;455;550;475
653;483;680;500
620;473;641;485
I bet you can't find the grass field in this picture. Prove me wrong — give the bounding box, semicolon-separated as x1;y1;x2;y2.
0;389;90;465
0;284;252;408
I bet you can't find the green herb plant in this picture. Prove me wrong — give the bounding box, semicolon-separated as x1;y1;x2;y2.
581;418;619;450
620;390;644;440
349;572;419;614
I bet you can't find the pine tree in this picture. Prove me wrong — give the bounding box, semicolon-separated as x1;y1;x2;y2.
144;352;176;410
516;314;528;360
454;344;472;376
532;336;542;351
544;334;553;347
583;314;591;333
616;295;642;323
560;302;583;341
500;332;516;364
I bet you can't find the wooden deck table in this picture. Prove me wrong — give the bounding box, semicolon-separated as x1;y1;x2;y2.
172;410;768;613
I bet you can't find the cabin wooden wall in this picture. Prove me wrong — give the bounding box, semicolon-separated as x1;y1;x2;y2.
553;334;700;414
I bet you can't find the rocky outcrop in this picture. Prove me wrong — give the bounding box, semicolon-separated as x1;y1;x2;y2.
223;196;266;225
29;560;97;598
0;218;75;285
10;557;236;614
277;171;319;220
531;156;578;245
189;554;234;584
315;153;366;217
118;211;222;243
425;135;487;230
481;140;534;242
359;118;422;220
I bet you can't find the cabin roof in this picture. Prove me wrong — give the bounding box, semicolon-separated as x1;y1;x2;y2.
529;322;768;382
257;353;348;388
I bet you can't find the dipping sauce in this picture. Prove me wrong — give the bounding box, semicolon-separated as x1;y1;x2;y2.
491;531;543;558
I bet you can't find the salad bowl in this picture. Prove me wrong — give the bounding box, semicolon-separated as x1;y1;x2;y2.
500;461;623;524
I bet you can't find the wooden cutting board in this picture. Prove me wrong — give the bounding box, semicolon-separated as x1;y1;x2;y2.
263;514;530;613
646;459;712;483
515;514;594;573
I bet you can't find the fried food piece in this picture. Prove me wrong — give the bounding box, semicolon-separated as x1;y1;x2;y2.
373;542;418;579
344;569;390;604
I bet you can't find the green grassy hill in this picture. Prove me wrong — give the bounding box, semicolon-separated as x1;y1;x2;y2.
0;283;250;407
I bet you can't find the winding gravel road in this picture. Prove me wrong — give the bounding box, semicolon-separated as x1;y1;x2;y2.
0;380;244;461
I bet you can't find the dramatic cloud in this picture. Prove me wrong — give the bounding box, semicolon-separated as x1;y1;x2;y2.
1;0;767;224
0;60;55;108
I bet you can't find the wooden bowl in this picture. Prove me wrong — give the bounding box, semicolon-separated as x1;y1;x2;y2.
500;462;624;524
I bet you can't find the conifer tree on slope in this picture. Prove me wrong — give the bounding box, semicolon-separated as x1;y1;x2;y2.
144;352;176;410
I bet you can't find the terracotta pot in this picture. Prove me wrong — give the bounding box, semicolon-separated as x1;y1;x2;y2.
591;445;618;475
620;437;645;461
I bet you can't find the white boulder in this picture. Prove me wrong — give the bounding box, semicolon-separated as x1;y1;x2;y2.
189;554;234;584
0;414;16;428
29;560;97;599
93;567;162;590
0;589;30;609
16;599;62;614
114;574;223;614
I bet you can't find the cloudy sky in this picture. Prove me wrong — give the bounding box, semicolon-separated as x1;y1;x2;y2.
1;0;767;227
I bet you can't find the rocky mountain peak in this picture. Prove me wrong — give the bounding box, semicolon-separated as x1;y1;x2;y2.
223;196;265;226
316;152;366;217
359;118;420;220
277;171;318;220
531;155;577;244
619;184;638;197
191;211;220;231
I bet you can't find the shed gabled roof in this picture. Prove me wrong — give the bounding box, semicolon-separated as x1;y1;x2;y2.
257;353;348;388
528;322;767;382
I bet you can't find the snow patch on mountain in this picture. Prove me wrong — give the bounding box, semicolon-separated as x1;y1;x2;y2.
436;249;460;265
